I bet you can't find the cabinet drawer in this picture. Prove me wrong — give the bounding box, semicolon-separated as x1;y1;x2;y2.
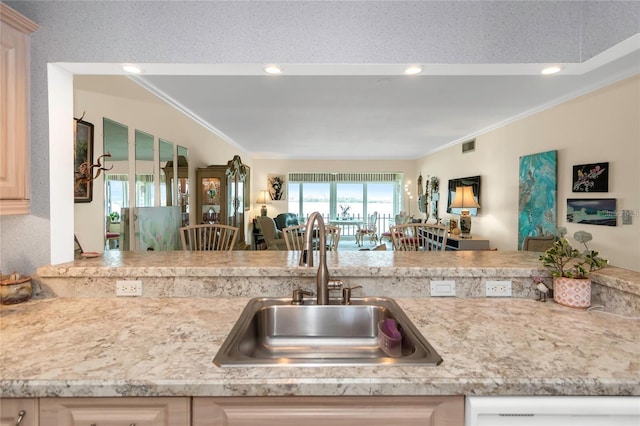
40;397;189;426
0;398;38;426
194;396;464;426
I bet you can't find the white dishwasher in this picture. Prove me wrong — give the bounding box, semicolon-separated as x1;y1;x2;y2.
465;396;640;426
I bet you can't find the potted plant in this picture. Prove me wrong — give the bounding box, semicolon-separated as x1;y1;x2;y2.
539;228;608;308
109;211;120;222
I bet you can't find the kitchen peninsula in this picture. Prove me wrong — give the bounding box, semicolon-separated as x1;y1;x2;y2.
1;250;639;399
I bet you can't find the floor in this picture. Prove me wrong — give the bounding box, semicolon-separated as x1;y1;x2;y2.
336;235;391;251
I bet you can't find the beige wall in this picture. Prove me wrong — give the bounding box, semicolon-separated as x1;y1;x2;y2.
417;75;640;271
74;77;248;252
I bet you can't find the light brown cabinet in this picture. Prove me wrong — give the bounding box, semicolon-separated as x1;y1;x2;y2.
196;156;249;247
196;165;228;225
0;398;37;426
193;396;464;426
0;4;37;215
39;397;189;426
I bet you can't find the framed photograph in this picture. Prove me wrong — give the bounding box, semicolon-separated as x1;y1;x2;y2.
268;174;285;200
567;198;616;226
74;119;94;203
572;162;608;192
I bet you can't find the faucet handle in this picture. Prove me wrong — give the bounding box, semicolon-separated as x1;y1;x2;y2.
291;288;314;305
342;285;363;305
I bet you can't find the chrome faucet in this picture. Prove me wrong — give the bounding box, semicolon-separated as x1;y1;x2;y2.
299;212;331;304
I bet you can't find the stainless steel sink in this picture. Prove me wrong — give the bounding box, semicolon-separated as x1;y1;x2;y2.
214;297;443;367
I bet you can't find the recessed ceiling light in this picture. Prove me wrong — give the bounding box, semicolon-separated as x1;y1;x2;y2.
122;64;142;74
404;65;423;75
264;65;282;75
541;66;562;75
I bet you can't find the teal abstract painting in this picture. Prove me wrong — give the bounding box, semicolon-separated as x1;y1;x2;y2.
518;150;557;249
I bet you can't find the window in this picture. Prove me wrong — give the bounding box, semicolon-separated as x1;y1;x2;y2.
336;183;363;218
105;174;129;218
288;172;402;223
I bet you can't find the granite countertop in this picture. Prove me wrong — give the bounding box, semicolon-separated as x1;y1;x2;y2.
39;250;552;278
1;296;639;398
35;251;640;302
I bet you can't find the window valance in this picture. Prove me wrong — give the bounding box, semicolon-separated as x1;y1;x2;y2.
288;172;402;183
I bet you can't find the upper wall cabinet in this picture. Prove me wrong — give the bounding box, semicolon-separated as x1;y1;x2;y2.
0;4;38;215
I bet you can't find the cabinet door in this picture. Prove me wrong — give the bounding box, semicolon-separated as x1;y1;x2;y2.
0;4;37;215
196;166;228;225
0;398;37;426
40;397;189;426
193;396;464;426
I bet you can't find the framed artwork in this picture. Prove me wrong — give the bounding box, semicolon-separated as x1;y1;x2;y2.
268;174;285;200
446;176;480;216
567;198;616;226
74;119;94;203
518;150;557;249
572;162;608;192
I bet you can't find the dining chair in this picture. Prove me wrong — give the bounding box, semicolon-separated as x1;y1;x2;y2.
522;235;555;252
283;224;341;251
282;224;306;251
180;224;238;251
355;211;378;247
325;224;341;251
390;223;448;251
381;213;408;243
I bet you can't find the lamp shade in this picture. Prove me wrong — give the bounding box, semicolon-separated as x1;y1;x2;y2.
449;186;480;209
256;190;271;216
256;190;271;205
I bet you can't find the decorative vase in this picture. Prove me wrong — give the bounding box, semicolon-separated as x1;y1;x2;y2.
553;276;591;308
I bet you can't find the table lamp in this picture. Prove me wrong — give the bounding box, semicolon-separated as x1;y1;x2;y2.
256;190;271;216
449;186;480;238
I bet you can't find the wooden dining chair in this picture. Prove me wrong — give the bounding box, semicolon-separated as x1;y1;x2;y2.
180;224;238;251
325;224;341;251
355;211;378;247
283;224;341;251
282;224;306;251
390;223;448;251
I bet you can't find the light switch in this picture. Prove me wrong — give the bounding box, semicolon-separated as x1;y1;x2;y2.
430;280;456;297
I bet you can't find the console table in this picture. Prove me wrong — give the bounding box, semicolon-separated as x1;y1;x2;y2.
445;235;490;251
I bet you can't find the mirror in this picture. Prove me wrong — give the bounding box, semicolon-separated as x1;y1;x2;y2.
177;145;189;226
447;176;481;216
135;129;155;207
103;118;129;250
159;138;174;207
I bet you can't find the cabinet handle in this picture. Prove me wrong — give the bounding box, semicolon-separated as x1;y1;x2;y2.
15;410;25;426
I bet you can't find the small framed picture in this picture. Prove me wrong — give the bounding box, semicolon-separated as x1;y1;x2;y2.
572;162;608;192
567;198;616;226
74;119;94;203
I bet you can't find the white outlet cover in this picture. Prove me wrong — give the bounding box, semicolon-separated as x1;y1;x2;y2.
116;280;143;296
431;280;456;297
486;280;512;297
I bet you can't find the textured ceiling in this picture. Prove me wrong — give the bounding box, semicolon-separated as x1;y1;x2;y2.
64;1;640;160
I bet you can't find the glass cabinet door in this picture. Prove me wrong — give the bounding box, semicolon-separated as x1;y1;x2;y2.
202;177;221;223
196;165;227;225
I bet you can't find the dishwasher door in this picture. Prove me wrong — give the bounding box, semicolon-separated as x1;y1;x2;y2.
465;396;640;426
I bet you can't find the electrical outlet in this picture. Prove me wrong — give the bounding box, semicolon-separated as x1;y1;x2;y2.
430;280;456;297
486;280;512;297
116;280;142;296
